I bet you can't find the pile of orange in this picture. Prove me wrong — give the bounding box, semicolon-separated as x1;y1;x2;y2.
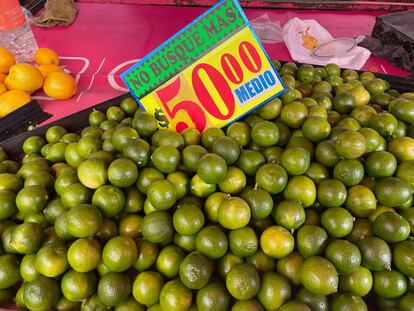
0;47;77;117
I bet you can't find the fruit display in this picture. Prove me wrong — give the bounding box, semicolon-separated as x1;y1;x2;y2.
0;61;414;311
0;47;77;117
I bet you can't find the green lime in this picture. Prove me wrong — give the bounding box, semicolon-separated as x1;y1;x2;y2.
284;175;316;208
92;185;125;217
255;163;288;194
98;272;131;307
325;239;361;274
197;153;227;184
231;299;264;311
122;138;150;168
0;190;17;220
321;207;353;238
66;204;103;238
67;238;101;273
218;166;246;194
257;272;291;310
217;196;251;230
160;279;192;311
23;136;46;154
247;249;276;274
132;111;158;137
133;239;158;272
393;241;414;277
373;212;410;243
181;128;201;146
388;136;414;162
77;158;107;189
54;172;79;196
346;185;377;217
80;293;107;311
217;252;244;279
335;157;366;186
179;252;212;290
182;145;208;173
151;145;181;174
300;256;338;296
365;151;397;178
132;271;164;306
61;270;97;302
301;116;331;142
156;245;184;279
107;158;138;188
204;192;227;223
251;121;279;147
212;136;240;165
333;92;355;114
357;236;391;271
114;297;144;311
10;221;43;254
102;236;137;272
201;128;225;150
296;225;328;258
281;147;311;175
81;126;103;138
136;167;164;194
331;293;368;311
375;177;413;208
89;109;106;126
0;254;20;289
334;130;366;159
190;174;216;198
226;122;251;147
315;140;340;168
61;182;92;208
35;241;68;277
20;254;39;282
229;226;258;257
374;270;407;299
173;204;205;235
174;233;195;252
157;130;185;150
260;225;294;259
244;187;273;220
24;275;60;311
295;287;328;311
160;169;186;197
280;101;308;129
195;225;228;259
16;185;48;215
46;125;67;143
141;211;173;244
273;200;305;231
339;265;373;297
317;179;347;207
226;263;260;300
196;282;230;311
276;251;303;286
77;135;102;159
147;179;177;210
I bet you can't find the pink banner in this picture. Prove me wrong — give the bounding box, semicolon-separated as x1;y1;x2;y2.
31;3;409;124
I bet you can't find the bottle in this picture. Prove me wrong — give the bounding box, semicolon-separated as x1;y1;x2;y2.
0;0;38;63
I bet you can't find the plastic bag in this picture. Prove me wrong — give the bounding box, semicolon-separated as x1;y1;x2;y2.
251;14;283;44
282;17;371;70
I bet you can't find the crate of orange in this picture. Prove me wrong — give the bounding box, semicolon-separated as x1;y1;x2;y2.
0;47;77;140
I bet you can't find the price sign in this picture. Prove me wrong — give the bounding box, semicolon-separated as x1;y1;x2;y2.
121;0;285;132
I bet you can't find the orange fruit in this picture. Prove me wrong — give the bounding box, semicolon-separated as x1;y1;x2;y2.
4;63;43;93
0;82;6;96
35;48;60;66
38;64;63;77
0;73;6;83
0;48;16;74
0;90;31;117
43;72;77;100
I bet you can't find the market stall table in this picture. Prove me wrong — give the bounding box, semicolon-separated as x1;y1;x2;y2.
31;2;409;124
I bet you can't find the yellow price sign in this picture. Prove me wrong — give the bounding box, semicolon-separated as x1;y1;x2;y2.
122;0;285;132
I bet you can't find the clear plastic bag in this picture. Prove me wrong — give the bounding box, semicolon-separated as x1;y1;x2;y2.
251;14;283;44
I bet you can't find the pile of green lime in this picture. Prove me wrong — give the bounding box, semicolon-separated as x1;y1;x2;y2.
0;61;414;311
